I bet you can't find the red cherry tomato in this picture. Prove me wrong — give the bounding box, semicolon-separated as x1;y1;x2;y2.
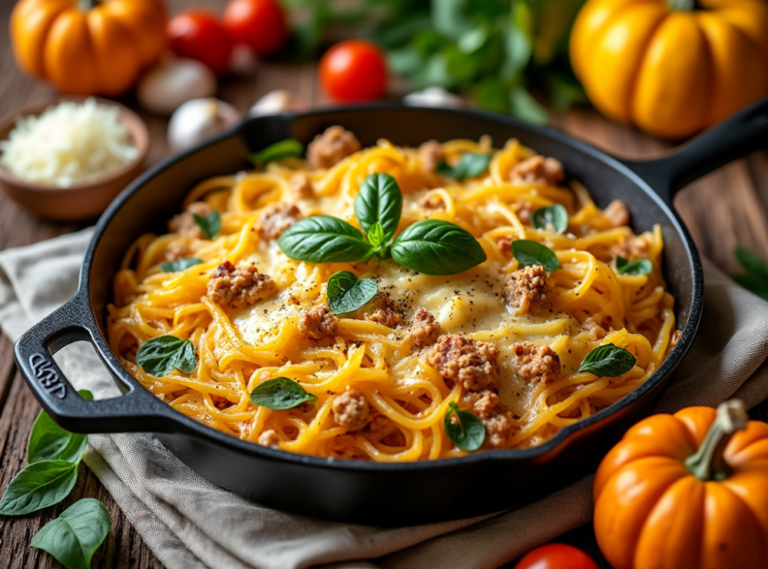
319;40;388;103
514;544;598;569
167;11;233;76
223;0;289;57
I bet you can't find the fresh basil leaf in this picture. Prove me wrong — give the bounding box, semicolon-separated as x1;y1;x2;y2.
616;256;652;276
160;257;202;273
532;205;568;234
327;271;379;315
735;247;768;280
392;220;487;275
193;210;221;239
28;390;92;465
0;460;78;516
436;152;492;180
731;273;768;301
577;343;637;377
32;498;111;569
509;86;549;125
278;215;373;263
367;223;385;249
444;402;485;451
355;173;403;244
511;239;561;275
250;139;304;166
135;336;196;376
250;377;318;410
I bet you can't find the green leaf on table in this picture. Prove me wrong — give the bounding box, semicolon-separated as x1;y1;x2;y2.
135;336;196;377
444;402;485;451
509;87;549;125
278;216;373;263
354;173;402;244
616;256;652;276
250;377;318;410
327;271;379;315
436;153;492;180
732;247;768;300
532;205;568;234
31;498;111;569
577;344;637;377
392;219;487;276
511;239;561;275
0;460;78;516
250;139;304;167
193;210;221;240
28;390;93;465
160;257;202;273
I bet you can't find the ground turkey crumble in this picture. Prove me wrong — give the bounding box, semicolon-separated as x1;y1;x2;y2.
511;155;564;186
258;430;280;448
364;293;403;328
307;126;361;169
404;308;440;349
168;202;213;239
298;305;338;340
513;342;561;384
259;203;302;241
207;260;277;309
419;140;445;172
164;241;192;261
332;389;371;431
461;390;514;449
505;265;549;315
290;174;314;198
604;200;630;227
425;334;499;391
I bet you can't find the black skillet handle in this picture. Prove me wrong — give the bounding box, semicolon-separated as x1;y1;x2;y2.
620;96;768;203
14;294;178;434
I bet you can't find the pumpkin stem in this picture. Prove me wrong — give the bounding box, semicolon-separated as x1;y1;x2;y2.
79;0;99;10
685;400;748;481
668;0;695;10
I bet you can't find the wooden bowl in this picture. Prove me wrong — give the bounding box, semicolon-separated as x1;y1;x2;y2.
0;97;149;222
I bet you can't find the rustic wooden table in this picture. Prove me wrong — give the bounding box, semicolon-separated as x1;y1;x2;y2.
2;2;768;568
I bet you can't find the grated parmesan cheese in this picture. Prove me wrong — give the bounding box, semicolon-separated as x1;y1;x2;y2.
0;98;139;188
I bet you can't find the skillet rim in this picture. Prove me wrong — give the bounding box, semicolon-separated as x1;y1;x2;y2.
81;103;704;472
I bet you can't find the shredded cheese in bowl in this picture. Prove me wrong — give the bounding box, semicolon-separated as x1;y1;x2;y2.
0;98;139;188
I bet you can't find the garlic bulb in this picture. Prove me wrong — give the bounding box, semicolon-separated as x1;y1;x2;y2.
403;87;465;108
249;90;299;117
168;98;241;152
137;57;217;116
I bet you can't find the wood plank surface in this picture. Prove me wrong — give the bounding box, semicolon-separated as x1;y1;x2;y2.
1;1;768;567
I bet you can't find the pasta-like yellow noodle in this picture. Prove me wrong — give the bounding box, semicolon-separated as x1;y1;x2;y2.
107;136;676;461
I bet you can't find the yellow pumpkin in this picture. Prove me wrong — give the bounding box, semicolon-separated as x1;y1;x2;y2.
570;0;768;139
10;0;168;96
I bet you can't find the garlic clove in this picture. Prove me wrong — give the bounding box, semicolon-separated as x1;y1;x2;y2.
168;98;241;152
138;56;218;116
403;87;465;108
249;90;299;117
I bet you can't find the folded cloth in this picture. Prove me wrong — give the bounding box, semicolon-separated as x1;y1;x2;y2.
1;230;767;569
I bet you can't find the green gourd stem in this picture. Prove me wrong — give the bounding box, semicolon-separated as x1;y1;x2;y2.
668;0;695;10
684;400;748;481
80;0;99;10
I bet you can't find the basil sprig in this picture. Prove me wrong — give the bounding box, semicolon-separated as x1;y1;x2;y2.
577;343;637;377
28;390;93;464
32;498;111;569
136;335;196;377
327;271;378;315
250;139;304;167
512;239;561;275
532;204;568;234
444;402;485;451
193;210;221;239
436;152;492;180
616;256;652;276
161;257;202;273
250;377;318;410
278;173;487;275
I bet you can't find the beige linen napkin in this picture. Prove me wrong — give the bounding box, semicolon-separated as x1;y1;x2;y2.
1;230;768;569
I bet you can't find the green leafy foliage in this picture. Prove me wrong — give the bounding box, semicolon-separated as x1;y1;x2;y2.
28;391;93;465
31;498;111;569
444;402;485;451
135;336;196;377
732;247;768;301
391;219;487;275
327;271;379;315
193;210;221;240
577;344;637;377
354;173;402;245
512;239;561;275
250;377;318;410
615;256;652;276
436;153;492;180
0;461;78;516
160;257;202;273
532;204;568;234
250;139;304;167
278;216;373;263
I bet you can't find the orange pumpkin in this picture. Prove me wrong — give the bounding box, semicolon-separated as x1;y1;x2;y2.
570;0;768;139
594;400;768;569
10;0;168;96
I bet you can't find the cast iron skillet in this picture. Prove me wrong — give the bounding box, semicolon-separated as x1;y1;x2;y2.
14;100;768;524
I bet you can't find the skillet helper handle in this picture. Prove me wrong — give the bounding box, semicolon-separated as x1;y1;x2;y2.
621;96;768;201
14;295;177;434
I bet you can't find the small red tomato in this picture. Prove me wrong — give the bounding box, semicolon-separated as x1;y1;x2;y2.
224;0;289;57
515;543;598;569
167;11;233;76
319;40;388;103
